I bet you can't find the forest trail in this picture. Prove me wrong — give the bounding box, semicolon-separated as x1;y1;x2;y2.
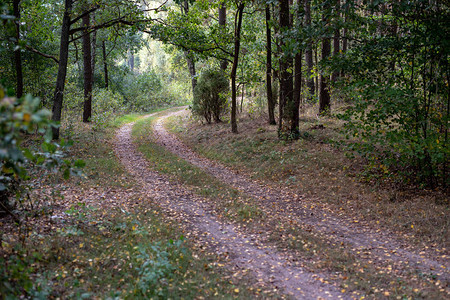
114;112;346;299
151;108;450;285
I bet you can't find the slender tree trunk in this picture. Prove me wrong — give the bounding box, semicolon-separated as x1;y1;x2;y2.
13;0;23;98
292;0;302;132
304;0;314;102
230;3;245;134
128;52;134;72
184;51;197;93
278;0;296;139
319;1;331;114
91;13;97;81
319;29;331;113
219;2;228;71
265;5;276;125
181;1;197;94
102;40;108;89
82;12;93;123
314;43;319;96
331;0;340;83
52;0;73;140
341;6;348;77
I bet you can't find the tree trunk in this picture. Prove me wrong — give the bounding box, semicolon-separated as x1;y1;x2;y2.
319;1;331;115
230;3;245;134
319;38;331;114
91;13;97;81
52;0;73;140
265;5;276;125
219;3;228;71
331;0;340;83
181;1;197;94
278;0;296;139
128;52;134;72
185;51;197;93
292;0;302;134
304;0;314;102
102;40;108;89
82;12;93;123
13;0;23;98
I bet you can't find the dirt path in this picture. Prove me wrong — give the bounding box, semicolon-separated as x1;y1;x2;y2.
152;109;450;286
114;113;347;299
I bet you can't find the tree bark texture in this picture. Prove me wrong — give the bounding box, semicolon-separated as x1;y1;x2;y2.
52;0;73;140
219;2;228;71
91;13;97;80
265;5;276;125
128;52;135;72
319;38;331;114
292;0;302;133
278;0;296;139
304;0;314;101
13;0;23;98
319;1;331;115
82;12;93;123
102;40;108;89
230;3;245;134
181;1;197;94
184;51;197;93
331;0;340;83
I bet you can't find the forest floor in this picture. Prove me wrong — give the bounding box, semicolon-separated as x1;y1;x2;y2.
126;107;449;299
1;106;448;299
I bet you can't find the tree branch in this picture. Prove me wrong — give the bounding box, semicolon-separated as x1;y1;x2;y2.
24;45;59;63
70;5;100;25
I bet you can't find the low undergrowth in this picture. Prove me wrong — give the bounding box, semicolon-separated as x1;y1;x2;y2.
0;109;267;299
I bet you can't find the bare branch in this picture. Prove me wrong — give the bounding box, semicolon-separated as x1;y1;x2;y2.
24;45;59;63
70;5;100;25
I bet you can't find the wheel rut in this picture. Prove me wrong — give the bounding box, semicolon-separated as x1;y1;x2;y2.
152;108;450;287
114;113;347;299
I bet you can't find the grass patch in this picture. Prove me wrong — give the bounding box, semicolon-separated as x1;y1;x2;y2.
132;115;265;224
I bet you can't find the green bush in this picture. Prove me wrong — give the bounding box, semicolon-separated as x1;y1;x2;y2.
334;2;449;187
0;87;84;216
192;68;229;124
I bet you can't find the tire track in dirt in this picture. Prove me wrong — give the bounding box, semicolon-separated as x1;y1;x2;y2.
114;114;347;299
153;108;450;286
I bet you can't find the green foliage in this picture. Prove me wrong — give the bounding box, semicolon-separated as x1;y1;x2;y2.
109;67;183;112
0;87;84;215
0;249;51;298
134;237;188;298
192;68;229;123
334;0;449;187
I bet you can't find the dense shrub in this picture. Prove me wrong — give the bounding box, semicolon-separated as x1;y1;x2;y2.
0;87;84;217
192;68;229;124
335;2;449;187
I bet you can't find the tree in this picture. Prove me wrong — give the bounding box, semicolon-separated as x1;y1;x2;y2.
82;10;93;123
292;0;302;132
219;0;228;71
278;0;297;139
51;0;73;140
265;5;276;125
12;0;23;98
230;2;245;133
319;0;331;115
192;68;229;123
50;0;149;139
304;0;314;101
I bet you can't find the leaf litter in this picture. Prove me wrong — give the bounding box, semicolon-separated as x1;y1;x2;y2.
115;113;347;299
147;108;449;297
